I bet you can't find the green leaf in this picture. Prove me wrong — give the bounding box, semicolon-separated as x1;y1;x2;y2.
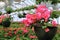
23;37;30;40
42;26;47;29
51;11;60;18
0;11;2;15
11;36;16;40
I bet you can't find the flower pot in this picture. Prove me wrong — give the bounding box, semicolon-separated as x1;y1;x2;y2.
2;19;11;27
2;21;11;27
34;24;57;40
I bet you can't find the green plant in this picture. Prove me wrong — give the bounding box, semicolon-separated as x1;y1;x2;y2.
2;18;11;27
51;0;58;4
18;14;25;18
5;6;35;13
5;7;14;14
0;27;37;40
15;5;35;11
0;11;2;15
10;22;20;28
51;11;60;18
58;0;60;3
53;31;60;40
36;0;42;4
22;5;58;31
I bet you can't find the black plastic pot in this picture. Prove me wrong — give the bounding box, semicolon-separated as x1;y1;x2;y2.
34;24;57;40
2;19;11;27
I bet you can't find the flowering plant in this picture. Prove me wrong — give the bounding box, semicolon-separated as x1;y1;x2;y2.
0;14;11;27
0;14;11;23
22;5;58;32
0;27;37;40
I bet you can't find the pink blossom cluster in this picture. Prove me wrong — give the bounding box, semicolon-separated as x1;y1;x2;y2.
35;5;51;22
22;5;57;27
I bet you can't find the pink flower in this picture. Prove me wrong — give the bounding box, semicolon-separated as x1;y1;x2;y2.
14;29;18;34
36;8;46;13
22;18;35;26
45;28;50;32
22;19;31;26
0;15;5;19
45;18;48;22
26;14;37;20
23;29;28;34
31;14;37;20
27;19;33;23
26;14;32;19
29;35;37;39
36;5;47;13
21;27;26;30
35;5;51;22
25;14;37;24
8;31;12;36
28;19;36;24
36;12;42;20
42;10;51;22
21;27;28;34
52;20;57;27
0;15;5;23
23;29;28;33
8;33;12;36
14;31;17;34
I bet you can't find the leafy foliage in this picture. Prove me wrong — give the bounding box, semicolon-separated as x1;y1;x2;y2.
36;0;41;4
15;5;35;11
5;7;14;14
10;22;20;28
2;18;11;27
0;11;2;15
53;32;60;40
51;0;58;4
51;11;60;18
0;27;37;40
18;14;25;18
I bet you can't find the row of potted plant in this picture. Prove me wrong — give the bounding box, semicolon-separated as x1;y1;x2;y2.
0;22;60;40
5;5;35;14
0;3;60;40
0;6;35;26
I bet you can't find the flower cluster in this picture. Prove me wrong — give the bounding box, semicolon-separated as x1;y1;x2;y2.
2;27;37;40
22;5;57;32
0;14;10;24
